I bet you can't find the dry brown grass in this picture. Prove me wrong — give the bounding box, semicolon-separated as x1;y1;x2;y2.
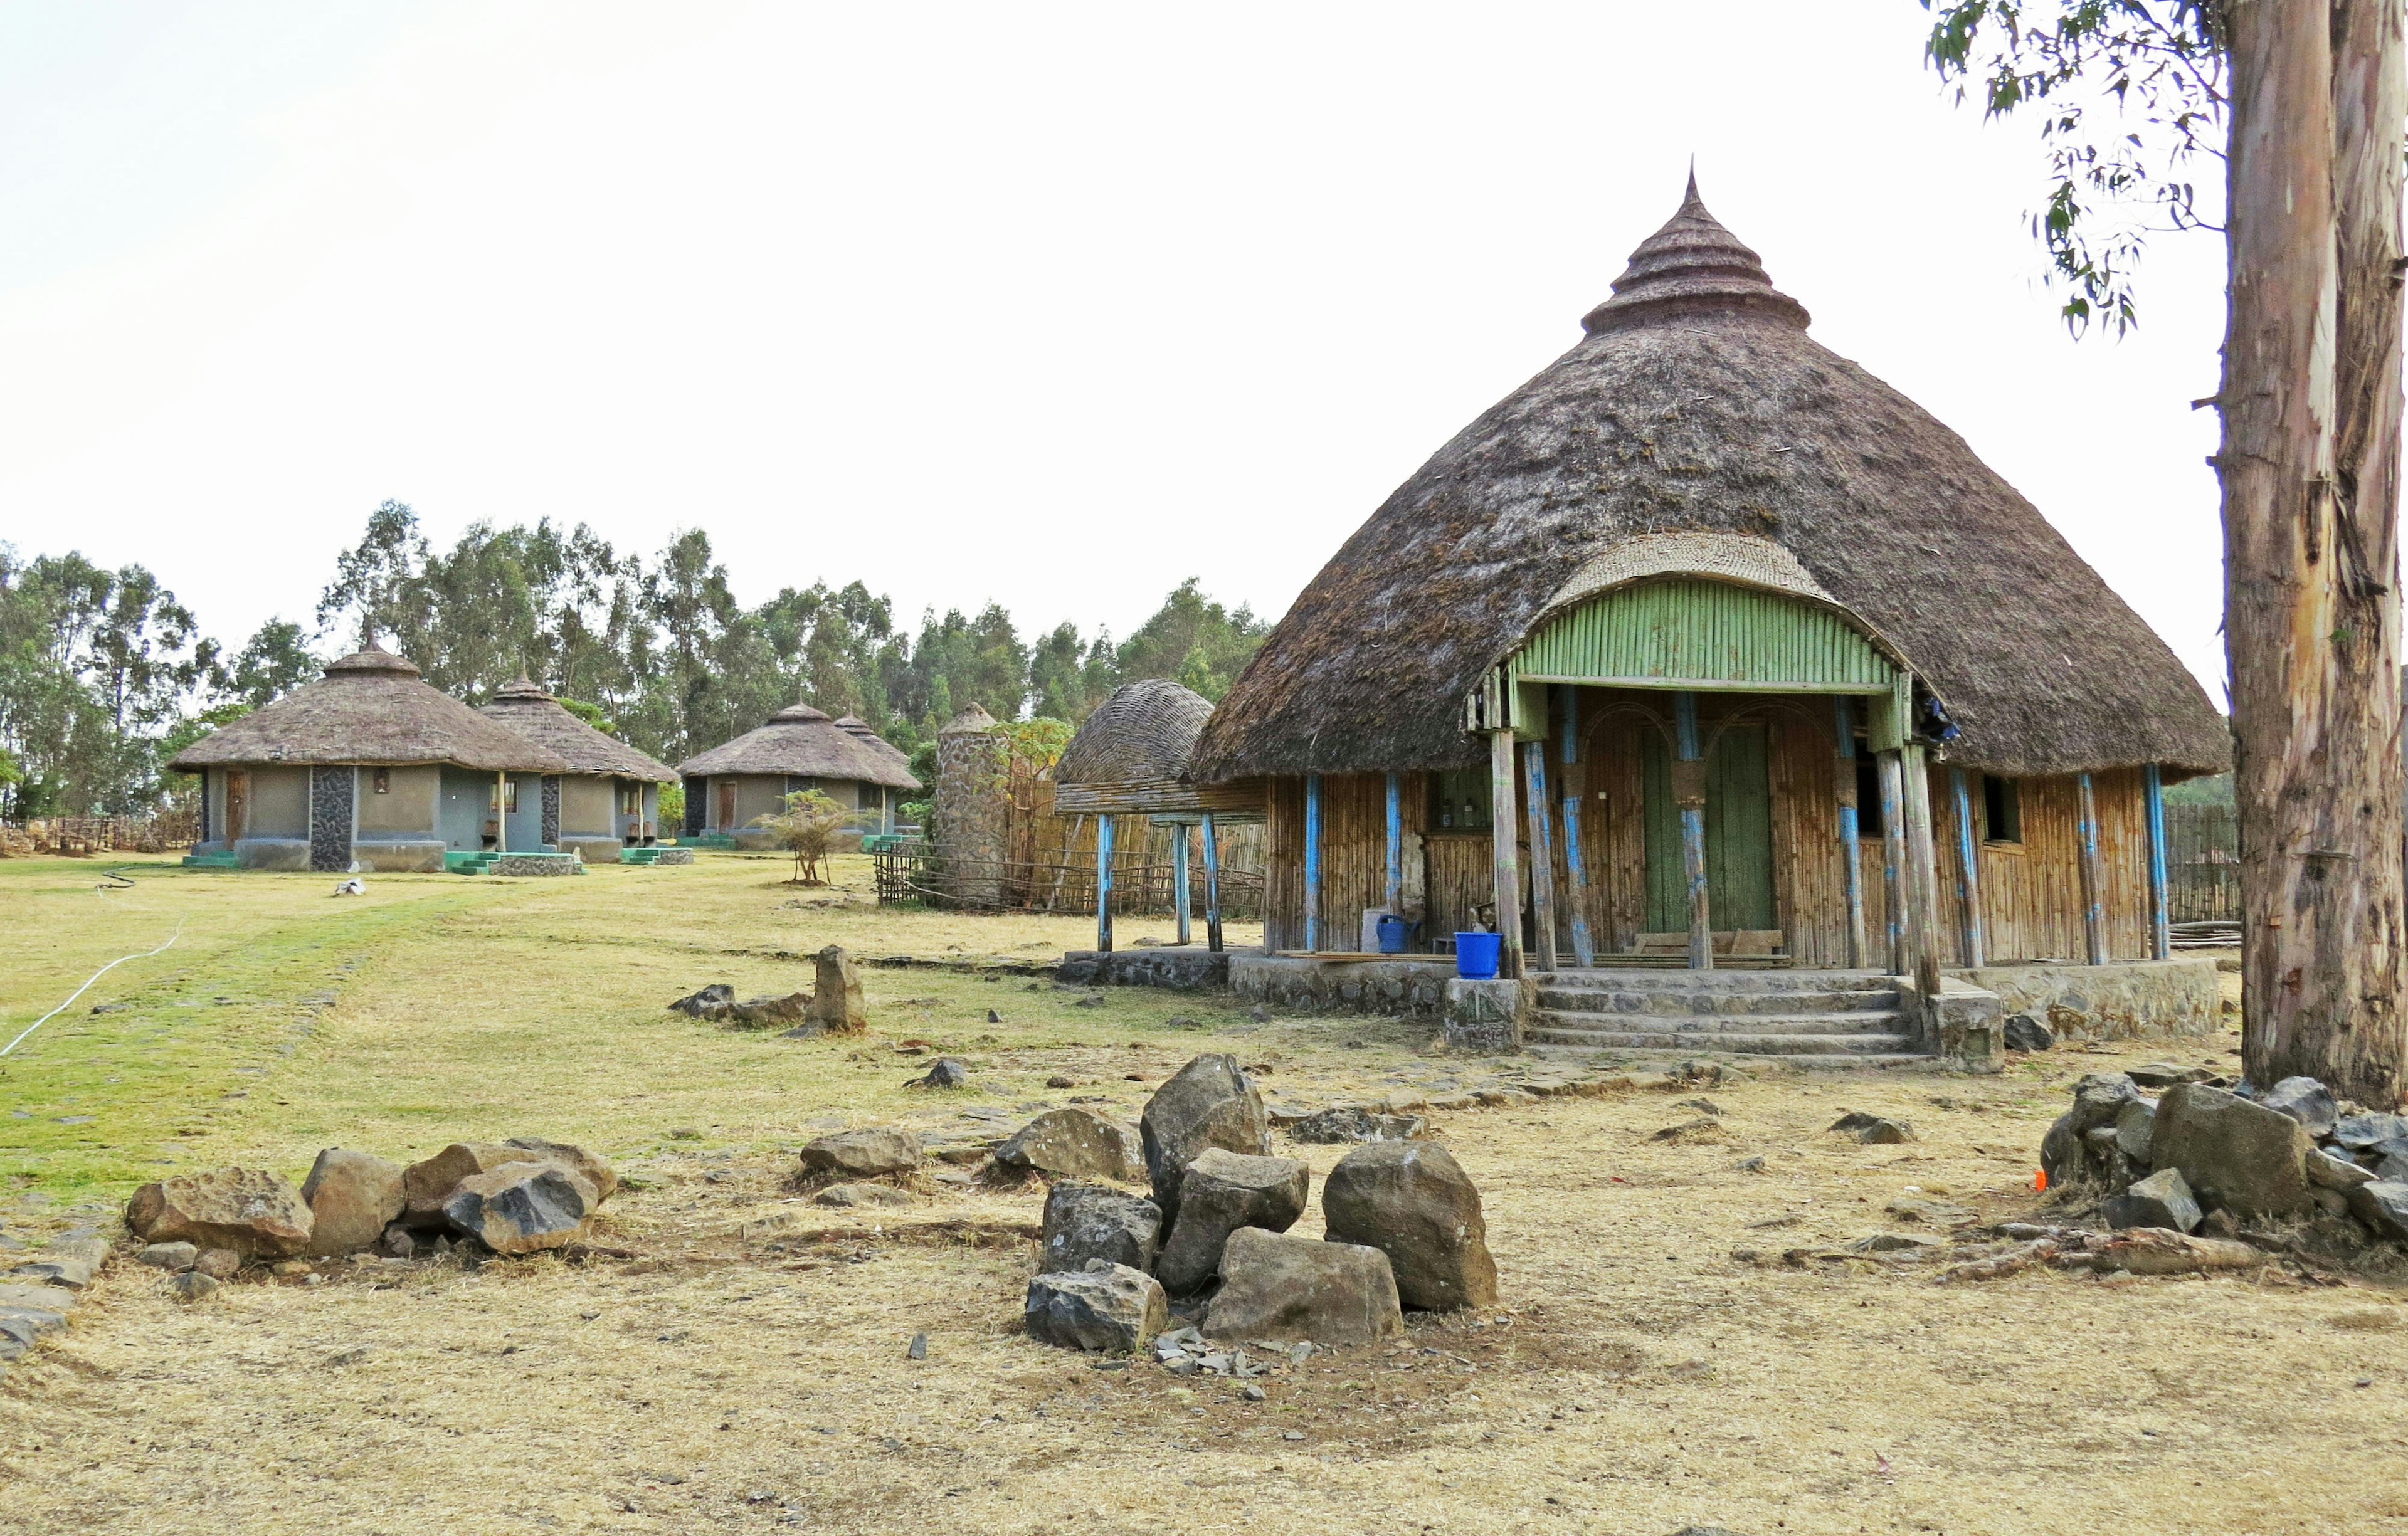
3;863;2405;1535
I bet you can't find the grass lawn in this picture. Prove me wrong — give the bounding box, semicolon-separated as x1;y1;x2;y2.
1;854;2404;1536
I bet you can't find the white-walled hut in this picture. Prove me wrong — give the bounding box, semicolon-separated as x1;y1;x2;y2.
673;703;922;849
478;678;680;863
172;646;574;872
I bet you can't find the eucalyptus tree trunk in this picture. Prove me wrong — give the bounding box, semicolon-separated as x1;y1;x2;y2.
2222;0;2407;1105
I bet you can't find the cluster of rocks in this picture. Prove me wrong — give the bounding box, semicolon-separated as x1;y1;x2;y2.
668;945;869;1034
2041;1071;2408;1247
0;1226;108;1376
1021;1053;1499;1358
121;1136;619;1297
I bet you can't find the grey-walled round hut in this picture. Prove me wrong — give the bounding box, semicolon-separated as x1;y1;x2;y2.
673;703;921;849
1190;179;2229;1060
172;646;574;873
479;678;680;863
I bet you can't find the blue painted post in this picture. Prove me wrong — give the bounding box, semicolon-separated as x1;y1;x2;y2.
1674;691;1711;971
1173;821;1192;946
1303;774;1323;952
1560;688;1595;967
1096;813;1115;954
1834;697;1866;969
1523;740;1560;972
2144;764;2170;960
1384;774;1403;923
1201;811;1224;953
1951;767;1985;969
2077;771;2107;965
1877;751;1908;976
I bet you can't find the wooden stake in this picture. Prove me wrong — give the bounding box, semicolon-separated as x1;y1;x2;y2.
1560;687;1596;967
1201;811;1223;954
1834;698;1866;969
1173;821;1191;946
1877;751;1908;976
1303;774;1323;953
1489;729;1524;980
1951;767;1985;969
1674;691;1711;971
1901;745;1943;1002
2144;764;2171;962
2076;772;2107;967
1096;813;1114;954
1523;740;1560;973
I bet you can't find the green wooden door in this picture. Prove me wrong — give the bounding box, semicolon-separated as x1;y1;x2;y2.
1642;725;1777;933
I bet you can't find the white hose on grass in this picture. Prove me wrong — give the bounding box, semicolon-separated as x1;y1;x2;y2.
1;920;184;1058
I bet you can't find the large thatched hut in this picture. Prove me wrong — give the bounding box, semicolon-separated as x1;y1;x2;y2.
673;703;921;849
1190;179;2229;1058
171;646;574;872
478;678;679;863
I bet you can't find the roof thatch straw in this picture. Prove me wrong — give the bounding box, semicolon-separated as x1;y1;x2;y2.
169;647;574;774
1052;679;1263;816
833;715;915;774
1193;179;2230;783
480;678;678;782
672;703;922;789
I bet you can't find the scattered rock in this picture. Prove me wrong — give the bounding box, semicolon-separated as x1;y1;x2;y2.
2309;1149;2375;1191
442;1162;599;1255
136;1241;198;1271
9;1237;105;1289
378;1226;416;1259
995;1107;1144;1182
2348;1179;2408;1243
2150;1083;2315;1216
2128;1062;2216;1088
805;945;869;1034
2101;1167;2202;1234
1154;1150;1311;1295
2333;1113;2408;1150
1321;1140;1498;1312
2002;1013;2054;1052
193;1248;242;1280
299;1149;406;1257
1025;1263;1168;1354
2041;1073;2143;1189
1855;1118;1914;1145
125;1169;314;1257
399;1144;534;1225
1651;1118;1729;1144
989;1011;1006;1024
1847;1233;1938;1254
816;1182;913;1209
2261;1076;2340;1139
907;1058;971;1090
1040;1181;1164;1275
1203;1228;1403;1345
502;1138;619;1202
1045;1075;1076;1089
1139;1055;1270;1227
167;1271;220;1302
1286;1107;1425;1145
799;1127;923;1180
668;984;735;1016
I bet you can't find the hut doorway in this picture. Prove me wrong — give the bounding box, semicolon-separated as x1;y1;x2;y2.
1639;723;1775;934
224;770;249;843
716;780;737;833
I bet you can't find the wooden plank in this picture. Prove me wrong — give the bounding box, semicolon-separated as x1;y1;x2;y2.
1674;692;1711;971
1558;688;1597;966
1901;745;1943;1000
1201;812;1223;952
1490;729;1524;979
1951;767;1985;967
1523;740;1560;971
2077;771;2108;965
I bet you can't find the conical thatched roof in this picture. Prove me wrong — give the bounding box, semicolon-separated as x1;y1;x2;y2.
480;678;677;782
169;647;574;774
672;703;922;789
1054;680;1266;817
1193;179;2229;783
833;715;915;774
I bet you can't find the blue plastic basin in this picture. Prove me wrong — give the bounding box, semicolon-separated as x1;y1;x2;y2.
1455;931;1502;980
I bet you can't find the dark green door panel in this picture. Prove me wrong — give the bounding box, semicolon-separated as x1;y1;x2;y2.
1642;725;1776;934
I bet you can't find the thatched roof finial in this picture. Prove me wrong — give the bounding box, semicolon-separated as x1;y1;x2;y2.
1582;175;1810;336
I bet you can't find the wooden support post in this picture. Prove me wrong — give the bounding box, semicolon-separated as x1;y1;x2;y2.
1489;729;1524;980
1560;687;1595;967
1901;745;1945;1002
1877;750;1908;976
1095;813;1114;954
1674;691;1712;971
1302;774;1323;953
2144;764;2171;962
1834;697;1866;969
1383;773;1403;920
1950;767;1985;969
1201;812;1224;953
1522;740;1560;974
495;771;508;855
2077;771;2108;965
1173;821;1191;946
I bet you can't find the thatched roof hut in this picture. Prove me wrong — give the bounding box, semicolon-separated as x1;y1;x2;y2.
1054;679;1262;818
1192;178;2229;784
833;715;915;776
673;703;921;789
170;646;571;774
479;678;677;782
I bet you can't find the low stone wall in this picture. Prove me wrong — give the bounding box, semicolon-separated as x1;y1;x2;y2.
1228;954;1455;1021
1057;948;1230;990
559;836;625;864
490;853;585;877
645;847;696;866
349;839;445;874
1444;978;1524;1053
233;838;310;871
1953;958;2219;1043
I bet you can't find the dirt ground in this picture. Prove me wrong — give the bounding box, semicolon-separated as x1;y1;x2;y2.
3;855;2405;1535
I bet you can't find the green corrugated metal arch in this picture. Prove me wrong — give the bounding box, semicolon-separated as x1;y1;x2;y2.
1509;578;1902;695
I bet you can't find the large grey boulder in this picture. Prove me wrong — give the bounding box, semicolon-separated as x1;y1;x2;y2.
1287;1107;1426;1145
504;1137;618;1202
2348;1179;2408;1243
2310;1149;2377;1191
2100;1167;2202;1234
1203;1228;1403;1345
1153;1149;1309;1295
1140;1055;1270;1225
798;1127;922;1180
2333;1112;2408;1150
2150;1083;2315;1216
1040;1181;1163;1275
125;1169;314;1258
1025;1263;1168;1354
399;1143;534;1224
2002;1013;2054;1052
2041;1073;2143;1188
442;1162;599;1255
803;945;869;1034
1321;1140;1500;1312
300;1149;406;1257
995;1107;1144;1182
2259;1077;2340;1139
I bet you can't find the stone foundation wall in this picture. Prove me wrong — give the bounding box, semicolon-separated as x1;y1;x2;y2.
647;847;696;865
1057;949;1230;990
1953;958;2219;1043
233;838;310;871
350;839;445;873
559;836;624;864
1228;954;1455;1021
1443;978;1525;1053
490;853;585;877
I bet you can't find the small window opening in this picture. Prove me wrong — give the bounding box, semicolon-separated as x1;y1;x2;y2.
372;769;390;795
1982;775;2022;844
1853;744;1883;838
491;779;519;814
1428;768;1492;831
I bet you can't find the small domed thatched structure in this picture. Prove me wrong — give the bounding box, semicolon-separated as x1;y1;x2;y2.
673;703;920;848
480;678;679;862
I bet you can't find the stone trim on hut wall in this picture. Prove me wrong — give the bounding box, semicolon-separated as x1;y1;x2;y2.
541;776;561;848
309;766;354;873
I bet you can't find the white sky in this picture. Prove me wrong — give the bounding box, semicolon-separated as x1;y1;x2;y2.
0;2;2231;703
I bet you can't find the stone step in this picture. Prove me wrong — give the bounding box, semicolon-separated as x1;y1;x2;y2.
1523;1025;1921;1056
1523;1043;1934;1070
1531;986;1901;1017
1531;969;1896;995
1531;1008;1910;1038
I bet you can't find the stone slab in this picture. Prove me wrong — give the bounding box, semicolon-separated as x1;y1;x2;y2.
1057;949;1230;991
1230;952;1455;1021
1953;958;2219;1043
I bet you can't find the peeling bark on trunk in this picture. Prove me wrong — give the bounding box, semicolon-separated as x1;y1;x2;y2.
2223;0;2407;1105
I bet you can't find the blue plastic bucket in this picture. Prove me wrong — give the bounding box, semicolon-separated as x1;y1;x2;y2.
1455;931;1502;980
1376;914;1412;954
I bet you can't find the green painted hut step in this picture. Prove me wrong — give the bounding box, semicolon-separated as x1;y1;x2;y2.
445;851;501;874
180;850;241;870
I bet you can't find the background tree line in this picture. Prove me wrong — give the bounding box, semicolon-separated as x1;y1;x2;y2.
0;500;1269;818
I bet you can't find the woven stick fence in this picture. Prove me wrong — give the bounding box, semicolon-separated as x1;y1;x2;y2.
874;839;1265;918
